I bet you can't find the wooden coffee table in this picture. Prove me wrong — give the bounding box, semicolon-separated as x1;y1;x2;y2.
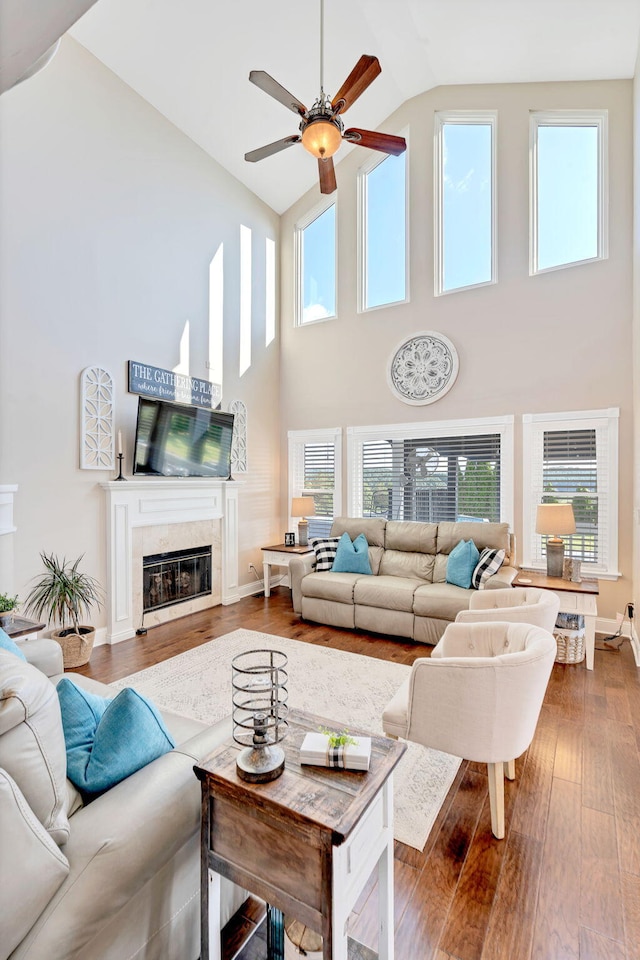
194;709;406;960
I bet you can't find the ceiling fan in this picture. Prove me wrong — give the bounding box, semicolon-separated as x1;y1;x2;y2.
244;0;407;195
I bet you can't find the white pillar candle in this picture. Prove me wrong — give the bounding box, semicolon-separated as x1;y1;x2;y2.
117;430;122;455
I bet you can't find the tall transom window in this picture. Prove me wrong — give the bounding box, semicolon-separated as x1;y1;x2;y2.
294;200;336;326
529;110;608;274
358;146;407;311
434;111;497;296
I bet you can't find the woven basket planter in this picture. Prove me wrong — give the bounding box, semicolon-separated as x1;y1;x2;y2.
554;628;585;664
52;626;96;668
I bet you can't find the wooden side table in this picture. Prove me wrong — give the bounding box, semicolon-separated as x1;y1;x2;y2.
3;616;45;641
261;543;313;598
514;571;599;670
194;709;406;960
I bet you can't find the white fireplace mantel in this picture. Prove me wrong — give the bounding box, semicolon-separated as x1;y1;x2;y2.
100;479;241;643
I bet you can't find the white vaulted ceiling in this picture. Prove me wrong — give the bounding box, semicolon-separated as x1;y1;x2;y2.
65;0;640;213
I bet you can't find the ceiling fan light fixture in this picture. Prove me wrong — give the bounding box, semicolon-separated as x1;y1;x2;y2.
301;118;342;159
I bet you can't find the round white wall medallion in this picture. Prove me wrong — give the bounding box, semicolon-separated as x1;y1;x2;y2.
387;331;459;405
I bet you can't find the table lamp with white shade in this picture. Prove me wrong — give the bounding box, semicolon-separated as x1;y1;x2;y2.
291;497;315;546
535;503;576;578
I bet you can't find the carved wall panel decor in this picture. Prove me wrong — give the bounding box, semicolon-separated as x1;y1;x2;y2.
227;399;248;473
80;366;114;469
387;331;459;406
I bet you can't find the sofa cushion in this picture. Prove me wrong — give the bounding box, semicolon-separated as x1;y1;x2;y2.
332;533;373;575
385;520;438;555
437;521;511;559
354;576;425;613
413;582;474;621
301;571;362;604
0;626;27;660
446;539;480;589
379;549;435;582
309;536;341;572
57;679;175;796
472;547;506;589
0;651;70;845
0;768;70;957
330;517;386;547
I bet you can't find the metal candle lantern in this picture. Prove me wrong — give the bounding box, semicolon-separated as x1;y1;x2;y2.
232;649;289;783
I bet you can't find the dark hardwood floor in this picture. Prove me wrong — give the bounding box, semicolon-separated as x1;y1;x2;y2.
76;590;640;960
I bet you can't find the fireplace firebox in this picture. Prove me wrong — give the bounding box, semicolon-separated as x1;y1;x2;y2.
143;545;212;613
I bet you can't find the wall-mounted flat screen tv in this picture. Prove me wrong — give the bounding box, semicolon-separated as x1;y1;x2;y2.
133;397;234;478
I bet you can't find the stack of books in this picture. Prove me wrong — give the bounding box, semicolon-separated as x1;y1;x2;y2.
300;732;371;771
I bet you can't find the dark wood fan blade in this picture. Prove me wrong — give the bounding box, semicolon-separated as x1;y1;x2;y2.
331;55;381;115
318;157;337;195
249;71;308;117
245;135;301;163
343;128;407;156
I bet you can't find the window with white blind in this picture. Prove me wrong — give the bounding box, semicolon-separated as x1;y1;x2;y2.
294;199;337;326
288;428;342;538
347;417;513;525
522;409;619;577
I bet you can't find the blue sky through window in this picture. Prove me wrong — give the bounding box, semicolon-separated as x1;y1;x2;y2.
537;124;598;270
442;122;493;292
366;153;406;308
302;203;336;323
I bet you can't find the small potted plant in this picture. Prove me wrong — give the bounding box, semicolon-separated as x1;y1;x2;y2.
0;593;19;629
24;553;103;667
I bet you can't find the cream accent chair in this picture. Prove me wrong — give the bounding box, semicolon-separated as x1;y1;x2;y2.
455;586;560;633
382;620;557;839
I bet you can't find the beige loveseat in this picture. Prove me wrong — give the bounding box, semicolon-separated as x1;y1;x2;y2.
290;517;517;645
0;640;244;960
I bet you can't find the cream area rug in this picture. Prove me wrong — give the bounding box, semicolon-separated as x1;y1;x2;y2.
113;629;461;851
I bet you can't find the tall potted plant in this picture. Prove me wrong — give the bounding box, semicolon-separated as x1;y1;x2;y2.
25;553;103;667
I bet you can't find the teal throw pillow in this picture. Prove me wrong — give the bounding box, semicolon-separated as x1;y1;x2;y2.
0;627;27;661
446;539;480;589
331;532;373;575
57;678;175;796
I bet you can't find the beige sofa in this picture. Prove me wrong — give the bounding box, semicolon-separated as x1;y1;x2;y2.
0;639;244;960
290;517;517;645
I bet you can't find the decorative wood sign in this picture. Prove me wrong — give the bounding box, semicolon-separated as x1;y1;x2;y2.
128;361;221;409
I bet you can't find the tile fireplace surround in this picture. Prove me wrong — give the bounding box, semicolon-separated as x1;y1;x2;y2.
101;479;240;643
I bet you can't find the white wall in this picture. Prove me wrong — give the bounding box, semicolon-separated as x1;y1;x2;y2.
633;58;640;642
280;79;634;620
0;37;282;627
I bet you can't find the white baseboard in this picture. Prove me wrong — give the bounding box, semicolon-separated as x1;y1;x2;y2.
237;576;286;599
93;626;109;647
630;624;640;667
596;616;632;638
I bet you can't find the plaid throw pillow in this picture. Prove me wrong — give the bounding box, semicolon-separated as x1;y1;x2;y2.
309;537;341;573
472;547;505;589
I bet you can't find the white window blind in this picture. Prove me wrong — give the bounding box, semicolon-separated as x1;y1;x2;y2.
348;417;513;525
288;429;342;538
522;409;619;576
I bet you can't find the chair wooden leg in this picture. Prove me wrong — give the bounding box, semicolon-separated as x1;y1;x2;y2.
505;758;516;780
487;761;505;839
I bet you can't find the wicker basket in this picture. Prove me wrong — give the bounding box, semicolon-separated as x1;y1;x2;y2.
52;627;96;668
554;628;585;664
